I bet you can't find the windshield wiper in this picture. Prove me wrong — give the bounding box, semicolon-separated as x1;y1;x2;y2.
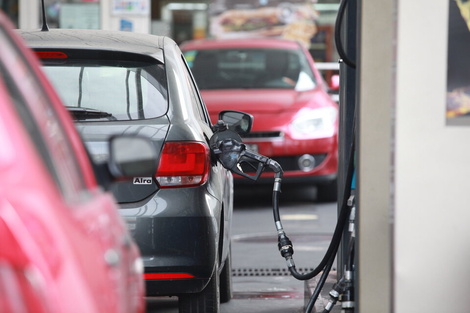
66;107;117;121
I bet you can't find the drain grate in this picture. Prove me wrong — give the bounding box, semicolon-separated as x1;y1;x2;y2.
232;268;316;277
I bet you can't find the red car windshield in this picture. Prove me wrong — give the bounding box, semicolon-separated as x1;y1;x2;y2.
184;48;317;91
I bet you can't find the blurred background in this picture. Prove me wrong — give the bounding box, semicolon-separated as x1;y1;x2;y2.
1;0;339;62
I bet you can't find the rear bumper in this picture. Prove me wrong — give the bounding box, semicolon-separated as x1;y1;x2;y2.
234;173;337;186
146;277;209;296
132;216;217;296
119;186;222;296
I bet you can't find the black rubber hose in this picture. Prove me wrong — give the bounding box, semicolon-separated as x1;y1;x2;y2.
273;189;281;224
287;136;355;280
334;0;356;68
346;236;355;272
304;251;337;313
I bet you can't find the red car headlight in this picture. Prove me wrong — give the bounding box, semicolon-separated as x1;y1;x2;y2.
290;107;337;139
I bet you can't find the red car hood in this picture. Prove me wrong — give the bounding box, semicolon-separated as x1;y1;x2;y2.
201;88;333;127
202;89;308;114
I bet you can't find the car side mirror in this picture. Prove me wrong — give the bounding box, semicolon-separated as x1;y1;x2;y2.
329;74;340;91
210;110;253;167
210;111;265;180
216;110;253;136
108;135;158;178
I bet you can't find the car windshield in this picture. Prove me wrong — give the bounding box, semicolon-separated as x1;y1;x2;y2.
184;48;317;91
42;60;168;121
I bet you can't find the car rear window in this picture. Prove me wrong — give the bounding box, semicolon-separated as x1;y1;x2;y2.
184;48;317;91
38;50;168;121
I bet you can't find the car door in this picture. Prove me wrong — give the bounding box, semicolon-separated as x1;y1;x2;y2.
179;52;234;263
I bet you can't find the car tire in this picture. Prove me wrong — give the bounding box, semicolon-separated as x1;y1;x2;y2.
316;179;338;202
219;244;232;303
179;263;220;313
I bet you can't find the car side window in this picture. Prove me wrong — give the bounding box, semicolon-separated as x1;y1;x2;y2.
0;29;88;201
180;55;213;126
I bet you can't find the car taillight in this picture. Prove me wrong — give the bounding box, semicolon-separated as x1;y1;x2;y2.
155;142;210;188
34;51;68;59
144;273;195;280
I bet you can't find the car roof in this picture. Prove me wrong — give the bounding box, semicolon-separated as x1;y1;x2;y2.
18;29;167;56
180;37;302;51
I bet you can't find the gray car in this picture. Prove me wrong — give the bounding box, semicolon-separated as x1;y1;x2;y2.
19;29;249;313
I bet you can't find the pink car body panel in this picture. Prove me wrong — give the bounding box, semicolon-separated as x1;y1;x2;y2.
0;12;144;313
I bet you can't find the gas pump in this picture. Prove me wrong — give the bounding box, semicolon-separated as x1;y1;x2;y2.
210;0;359;311
212;110;355;313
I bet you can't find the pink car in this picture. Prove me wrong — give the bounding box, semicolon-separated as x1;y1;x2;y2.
0;12;156;313
182;38;339;202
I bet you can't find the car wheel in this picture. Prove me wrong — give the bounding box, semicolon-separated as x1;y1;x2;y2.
219;244;232;303
179;263;220;313
316;179;338;202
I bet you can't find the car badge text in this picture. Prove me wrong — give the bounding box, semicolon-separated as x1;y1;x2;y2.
133;177;153;185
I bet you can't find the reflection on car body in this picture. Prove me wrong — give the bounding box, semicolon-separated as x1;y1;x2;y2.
181;38;339;202
19;28;238;313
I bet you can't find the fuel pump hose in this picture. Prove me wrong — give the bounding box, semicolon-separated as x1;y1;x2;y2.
272;138;355;281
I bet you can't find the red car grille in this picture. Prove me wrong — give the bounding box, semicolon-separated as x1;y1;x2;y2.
240;154;327;172
242;131;283;139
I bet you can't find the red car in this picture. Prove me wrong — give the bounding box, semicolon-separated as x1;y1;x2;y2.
181;38;339;201
0;12;156;313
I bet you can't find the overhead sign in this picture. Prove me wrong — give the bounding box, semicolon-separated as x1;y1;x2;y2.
112;0;150;15
60;3;99;29
209;0;319;48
